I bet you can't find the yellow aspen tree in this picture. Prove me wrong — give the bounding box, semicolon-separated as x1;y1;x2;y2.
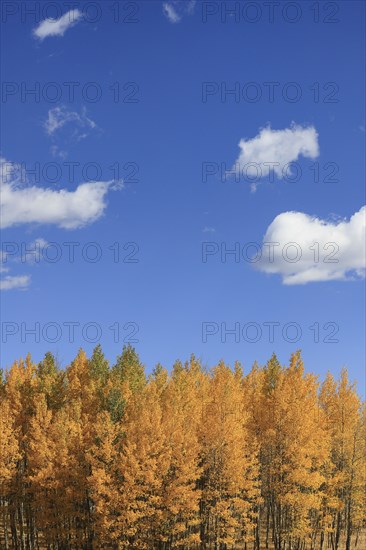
57;399;94;548
0;399;20;550
320;369;365;550
26;394;59;548
158;357;203;547
55;349;100;547
199;361;261;548
87;410;121;548
243;355;282;549
3;355;37;549
87;366;166;549
245;353;329;549
66;348;99;413
115;379;171;549
352;403;366;547
276;352;329;546
67;347;124;548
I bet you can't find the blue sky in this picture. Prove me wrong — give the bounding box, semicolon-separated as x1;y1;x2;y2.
1;0;365;389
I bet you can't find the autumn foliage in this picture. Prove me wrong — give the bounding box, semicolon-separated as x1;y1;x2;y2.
0;347;365;549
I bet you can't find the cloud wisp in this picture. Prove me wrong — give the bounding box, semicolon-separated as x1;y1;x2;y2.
33;9;83;40
163;1;196;23
44;106;97;139
256;206;366;285
0;275;31;291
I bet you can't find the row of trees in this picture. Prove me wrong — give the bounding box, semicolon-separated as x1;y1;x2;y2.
0;347;365;549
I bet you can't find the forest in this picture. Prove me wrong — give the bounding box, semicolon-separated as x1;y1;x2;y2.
0;346;365;549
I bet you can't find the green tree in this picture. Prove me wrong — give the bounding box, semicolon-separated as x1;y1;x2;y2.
112;344;146;394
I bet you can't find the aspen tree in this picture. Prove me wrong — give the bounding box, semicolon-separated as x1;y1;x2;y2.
3;356;38;549
0;399;20;549
87;410;121;548
114;379;171;549
26;395;58;547
199;361;261;548
112;344;146;395
36;351;65;411
320;369;365;550
159;356;203;547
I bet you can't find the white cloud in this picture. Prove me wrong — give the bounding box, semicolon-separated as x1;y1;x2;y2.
232;123;319;180
256;206;366;285
163;1;196;23
44;106;97;138
0;275;30;291
33;9;82;40
0;158;118;229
